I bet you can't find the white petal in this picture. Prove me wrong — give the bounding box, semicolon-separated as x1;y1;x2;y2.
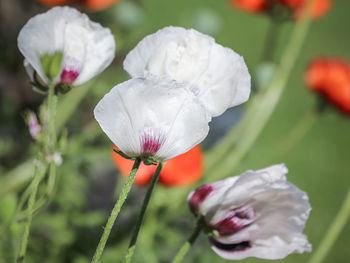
194;164;311;260
67;16;116;85
18;6;115;86
18;7;77;84
24;59;34;81
94;76;210;161
123;26;251;117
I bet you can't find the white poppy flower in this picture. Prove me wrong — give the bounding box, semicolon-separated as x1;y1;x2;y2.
18;6;116;87
94;76;211;161
123;26;251;117
187;164;311;260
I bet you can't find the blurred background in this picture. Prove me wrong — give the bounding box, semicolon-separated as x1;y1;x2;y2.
0;0;349;262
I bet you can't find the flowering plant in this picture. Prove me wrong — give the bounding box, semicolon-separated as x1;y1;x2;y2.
1;1;349;263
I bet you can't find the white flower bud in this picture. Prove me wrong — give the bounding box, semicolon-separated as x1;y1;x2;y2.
188;164;311;260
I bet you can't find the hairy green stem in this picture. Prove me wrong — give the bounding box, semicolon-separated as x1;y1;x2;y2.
91;158;142;263
124;163;163;263
171;217;202;263
308;189;350;263
17;159;45;263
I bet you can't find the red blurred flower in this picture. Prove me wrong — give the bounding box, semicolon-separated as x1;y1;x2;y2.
111;145;204;186
281;0;332;19
230;0;268;13
37;0;121;11
306;58;350;113
229;0;332;19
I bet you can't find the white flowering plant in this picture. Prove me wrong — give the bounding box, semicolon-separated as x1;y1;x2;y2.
0;1;349;263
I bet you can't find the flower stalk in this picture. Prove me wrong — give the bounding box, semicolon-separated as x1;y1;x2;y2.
171;216;203;263
124;162;163;263
308;189;350;263
91;158;142;263
17;157;46;263
17;82;59;263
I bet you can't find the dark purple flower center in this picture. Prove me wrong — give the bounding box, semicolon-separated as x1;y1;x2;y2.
60;69;79;85
209;238;251;252
188;185;214;213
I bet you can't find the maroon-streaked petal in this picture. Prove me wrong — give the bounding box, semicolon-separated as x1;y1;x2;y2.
213;206;255;236
140;133;164;157
60;69;79;85
188;184;214;214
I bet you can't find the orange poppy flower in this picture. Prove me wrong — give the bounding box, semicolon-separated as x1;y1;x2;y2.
280;0;332;19
111;145;204;186
229;0;332;19
306;58;350;113
37;0;121;12
230;0;268;13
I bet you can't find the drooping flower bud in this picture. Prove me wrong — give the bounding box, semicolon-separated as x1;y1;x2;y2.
25;111;42;140
188;164;311;260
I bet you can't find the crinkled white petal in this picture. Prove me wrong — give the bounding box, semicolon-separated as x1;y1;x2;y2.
123;26;251;117
193;164;311;260
211;233;311;260
94;76;210;161
66;13;116;85
18;6;115;85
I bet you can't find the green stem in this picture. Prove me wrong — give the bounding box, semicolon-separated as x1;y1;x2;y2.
204;16;281;171
91;158;142;263
205;0;314;180
171;217;202;263
261;18;281;63
46;161;57;199
308;189;350;263
45;83;57;153
268;108;319;161
124;163;163;263
17;159;45;263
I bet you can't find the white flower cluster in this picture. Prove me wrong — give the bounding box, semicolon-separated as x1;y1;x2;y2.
94;26;251;161
18;7;311;261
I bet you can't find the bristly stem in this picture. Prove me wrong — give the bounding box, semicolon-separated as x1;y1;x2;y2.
171;216;203;263
308;189;350;263
91;158;142;263
17;83;58;263
124;162;164;263
17;158;45;263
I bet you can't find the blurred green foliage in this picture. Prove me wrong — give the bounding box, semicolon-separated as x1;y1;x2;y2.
0;0;349;263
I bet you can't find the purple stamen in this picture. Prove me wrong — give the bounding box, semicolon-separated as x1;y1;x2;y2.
189;185;214;214
60;69;79;85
